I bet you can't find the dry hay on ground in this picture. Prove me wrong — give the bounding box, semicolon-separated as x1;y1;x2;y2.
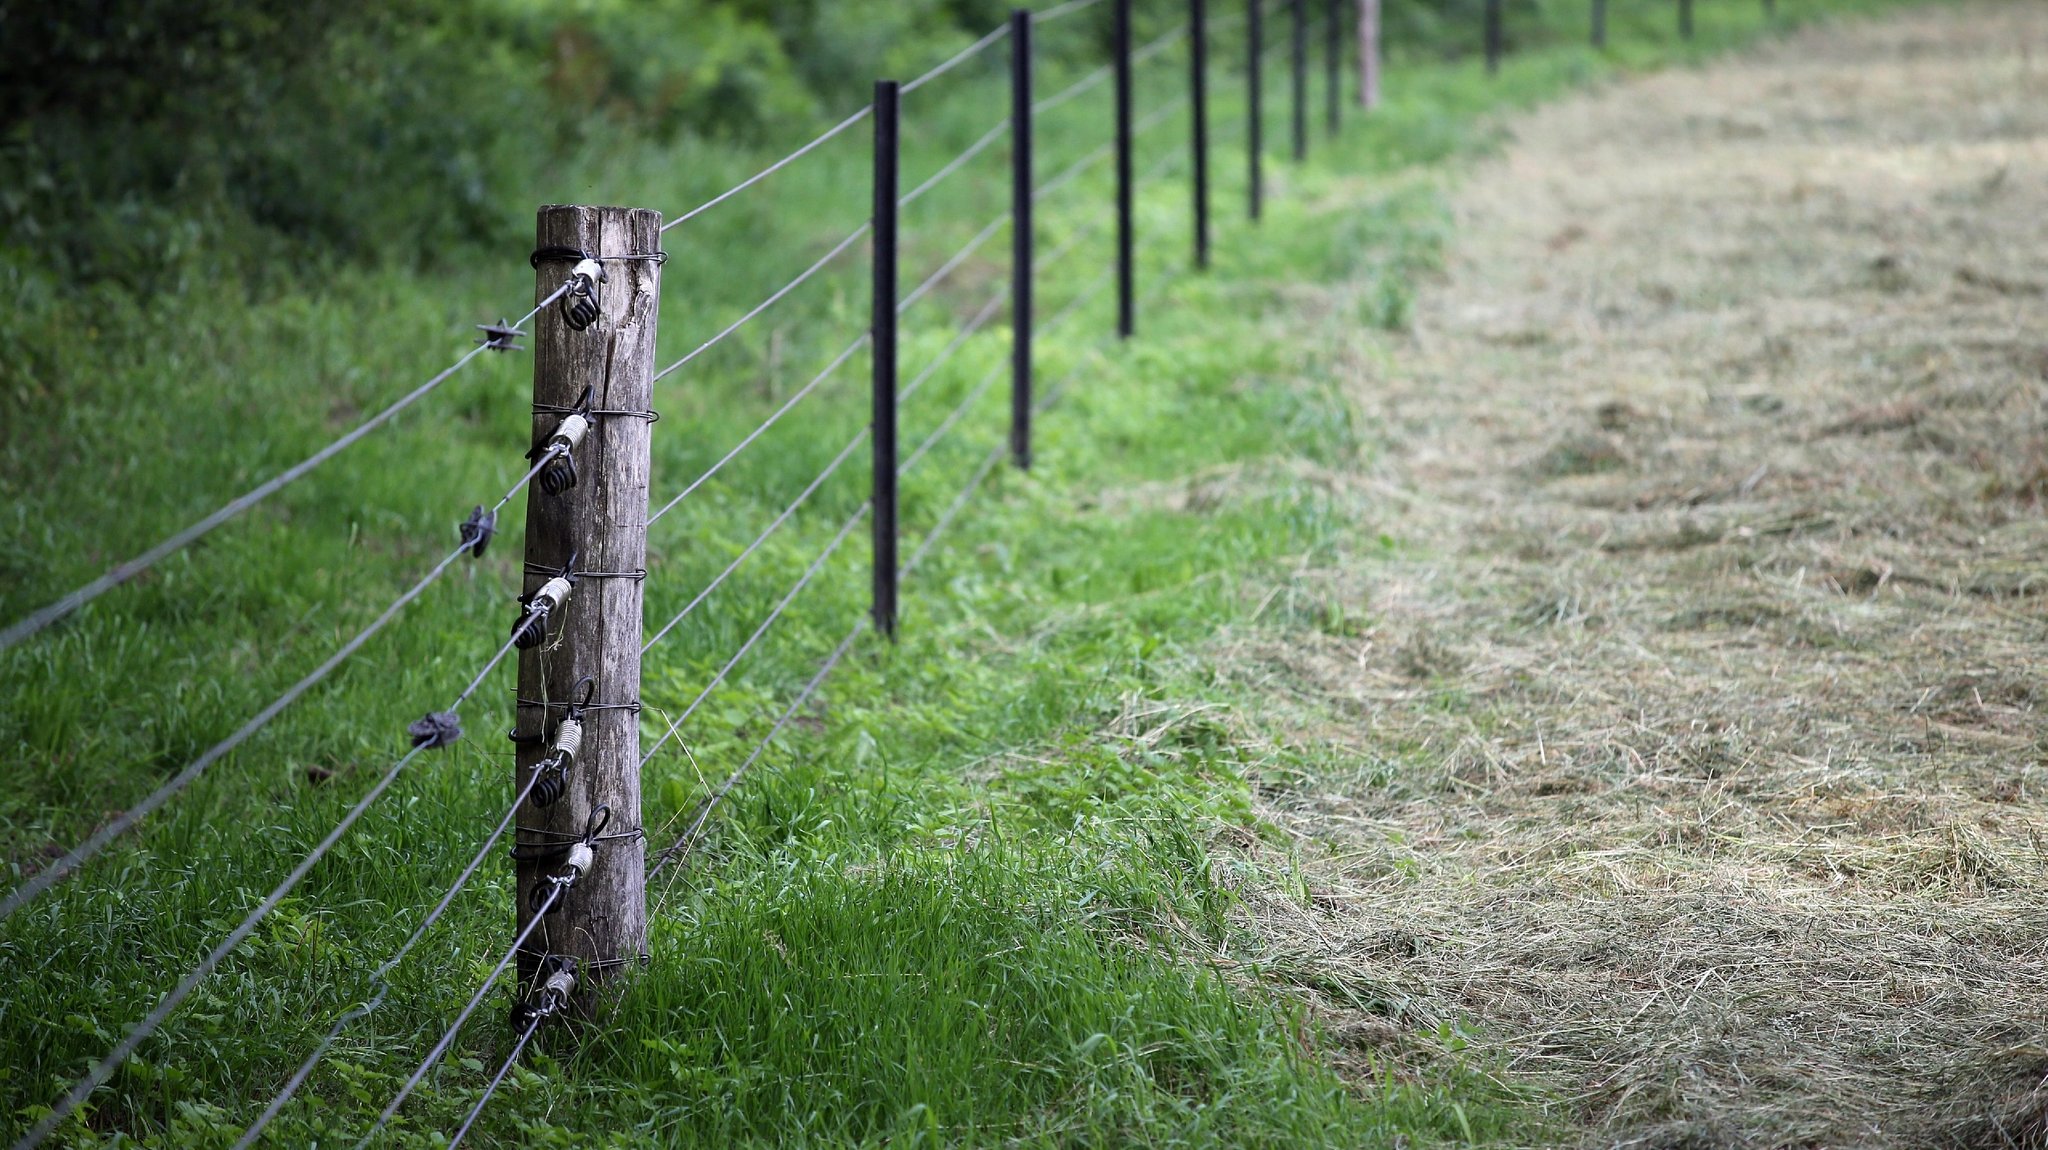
1216;6;2048;1146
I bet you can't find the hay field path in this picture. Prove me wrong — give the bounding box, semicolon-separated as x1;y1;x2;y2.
1242;5;2048;1146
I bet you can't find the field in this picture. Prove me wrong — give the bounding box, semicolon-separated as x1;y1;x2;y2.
0;0;2004;1146
1238;4;2048;1144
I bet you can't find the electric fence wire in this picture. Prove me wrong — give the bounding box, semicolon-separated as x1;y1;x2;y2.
638;502;870;770
355;869;576;1148
0;285;569;658
660;105;874;234
642;427;868;656
651;221;870;386
646;331;870;527
901;119;1010;208
898;210;1011;317
1032;141;1113;204
901;286;1009;405
901;22;1012;95
10;440;560;1150
0;414;567;926
647;368;1057;905
1134;91;1193;138
443;1005;546;1150
899;359;1006;479
1133;22;1192;67
1033;0;1109;24
1032;63;1112;117
230;768;549;1149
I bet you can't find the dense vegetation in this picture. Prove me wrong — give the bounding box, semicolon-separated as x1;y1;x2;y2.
0;0;1913;1145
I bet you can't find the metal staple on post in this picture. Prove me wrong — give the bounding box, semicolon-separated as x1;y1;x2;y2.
872;80;902;638
515;205;660;1011
1114;0;1135;339
1011;8;1034;469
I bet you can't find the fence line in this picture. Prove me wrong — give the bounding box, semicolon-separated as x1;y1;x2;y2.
642;428;868;656
651;222;870;384
900;210;1013;317
661;105;875;233
647;332;869;527
0;287;566;658
5;0;1392;1139
639;503;871;770
0;442;560;925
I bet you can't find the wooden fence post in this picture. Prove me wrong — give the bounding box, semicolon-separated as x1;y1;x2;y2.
1357;0;1380;109
516;204;661;1009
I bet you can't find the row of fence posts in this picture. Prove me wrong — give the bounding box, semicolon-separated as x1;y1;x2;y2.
510;0;1775;1017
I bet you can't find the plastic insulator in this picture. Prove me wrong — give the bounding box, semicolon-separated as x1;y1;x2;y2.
563;842;595;879
539;966;577;1013
547;413;590;456
551;716;584;765
561;259;606;331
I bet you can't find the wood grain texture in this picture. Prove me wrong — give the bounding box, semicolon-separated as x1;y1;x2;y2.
515;205;661;1004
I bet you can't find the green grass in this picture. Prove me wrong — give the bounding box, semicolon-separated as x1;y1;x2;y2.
0;0;1925;1145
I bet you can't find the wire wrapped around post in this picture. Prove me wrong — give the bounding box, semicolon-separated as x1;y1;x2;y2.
517;203;660;1013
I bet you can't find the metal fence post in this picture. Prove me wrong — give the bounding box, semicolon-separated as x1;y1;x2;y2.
1115;0;1135;339
1592;0;1608;48
516;203;661;1006
1291;0;1308;160
1010;10;1034;469
1192;0;1211;269
1249;0;1264;221
872;80;900;638
1680;0;1695;39
1485;0;1504;75
1325;0;1341;136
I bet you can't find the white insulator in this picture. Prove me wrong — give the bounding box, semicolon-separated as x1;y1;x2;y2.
530;576;573;616
550;715;584;766
563;842;595;879
539;966;577;1012
561;258;606;331
547;412;589;456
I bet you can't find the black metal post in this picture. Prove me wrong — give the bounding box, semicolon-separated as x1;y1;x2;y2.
871;79;900;638
1114;0;1135;339
1592;0;1608;48
1325;0;1341;136
1679;0;1695;39
1192;0;1210;269
1009;10;1033;470
1764;0;1776;19
1249;0;1263;221
1291;0;1307;161
1484;0;1503;75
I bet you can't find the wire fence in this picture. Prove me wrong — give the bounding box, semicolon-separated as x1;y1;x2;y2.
1;0;1385;1144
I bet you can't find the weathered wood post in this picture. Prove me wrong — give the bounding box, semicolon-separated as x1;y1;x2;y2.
516;204;660;1010
1357;0;1380;108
